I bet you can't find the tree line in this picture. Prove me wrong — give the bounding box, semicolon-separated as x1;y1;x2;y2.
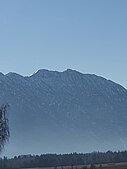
0;150;127;169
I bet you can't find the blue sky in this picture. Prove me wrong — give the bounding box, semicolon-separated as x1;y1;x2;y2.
0;0;127;87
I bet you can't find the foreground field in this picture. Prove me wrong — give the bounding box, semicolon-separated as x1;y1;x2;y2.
22;162;127;169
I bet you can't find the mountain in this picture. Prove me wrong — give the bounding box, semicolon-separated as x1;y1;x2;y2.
0;69;127;157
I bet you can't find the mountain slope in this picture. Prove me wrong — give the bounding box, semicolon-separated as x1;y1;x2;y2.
0;69;127;157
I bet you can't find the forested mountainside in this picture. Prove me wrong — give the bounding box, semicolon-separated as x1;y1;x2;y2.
0;69;127;156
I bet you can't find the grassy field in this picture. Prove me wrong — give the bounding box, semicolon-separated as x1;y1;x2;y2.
22;162;127;169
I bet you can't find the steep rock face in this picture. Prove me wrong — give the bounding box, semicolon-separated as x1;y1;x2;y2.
0;69;127;156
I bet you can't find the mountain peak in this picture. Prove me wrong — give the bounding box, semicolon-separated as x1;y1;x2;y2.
30;69;59;78
64;69;75;72
6;72;24;79
63;69;81;74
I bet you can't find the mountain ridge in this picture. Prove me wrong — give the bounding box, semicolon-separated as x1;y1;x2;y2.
0;69;127;157
1;69;126;90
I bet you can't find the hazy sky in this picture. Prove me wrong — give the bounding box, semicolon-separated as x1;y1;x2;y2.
0;0;127;88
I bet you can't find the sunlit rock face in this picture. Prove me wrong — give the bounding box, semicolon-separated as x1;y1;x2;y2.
0;69;127;157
